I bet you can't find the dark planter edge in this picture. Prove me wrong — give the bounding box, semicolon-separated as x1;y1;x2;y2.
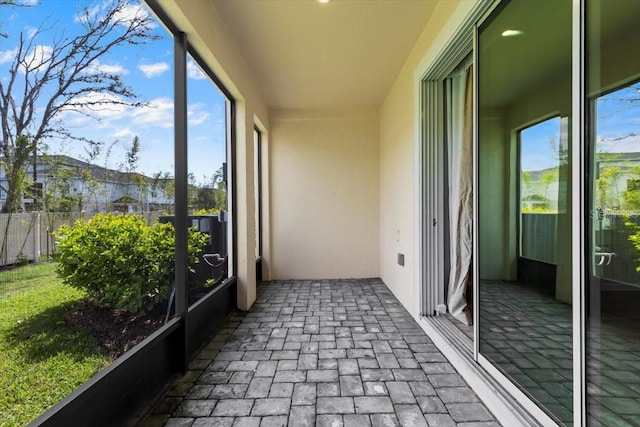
30;277;237;427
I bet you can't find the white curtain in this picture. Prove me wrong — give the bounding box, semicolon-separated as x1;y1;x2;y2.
447;65;473;325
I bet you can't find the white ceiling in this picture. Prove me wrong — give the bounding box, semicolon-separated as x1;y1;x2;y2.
212;0;439;110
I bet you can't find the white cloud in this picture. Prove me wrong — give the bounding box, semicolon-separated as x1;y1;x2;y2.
131;97;174;129
599;133;640;154
25;26;38;39
63;91;129;119
112;3;156;29
86;60;129;75
114;128;135;138
187;59;207;80
75;2;155;30
0;48;17;65
74;2;107;24
188;111;209;126
19;45;53;72
188;103;210;126
63;114;91;127
137;62;169;78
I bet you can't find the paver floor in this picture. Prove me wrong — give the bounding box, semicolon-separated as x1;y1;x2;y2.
480;280;572;424
143;279;500;427
480;280;640;426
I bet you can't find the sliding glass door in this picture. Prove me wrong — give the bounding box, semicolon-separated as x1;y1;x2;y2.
421;0;640;424
586;1;640;425
477;0;573;424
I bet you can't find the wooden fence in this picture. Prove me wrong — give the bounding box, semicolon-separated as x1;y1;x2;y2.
0;211;162;267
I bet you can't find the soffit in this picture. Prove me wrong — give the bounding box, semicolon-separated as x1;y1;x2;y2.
211;0;439;110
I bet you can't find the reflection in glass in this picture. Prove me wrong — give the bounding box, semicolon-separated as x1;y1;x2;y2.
520;117;563;266
186;55;230;306
478;0;572;424
587;2;640;424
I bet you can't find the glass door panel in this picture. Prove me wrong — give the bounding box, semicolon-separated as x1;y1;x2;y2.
586;1;640;424
477;0;573;423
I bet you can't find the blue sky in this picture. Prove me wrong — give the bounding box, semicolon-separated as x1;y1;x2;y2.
520;116;563;172
0;0;228;184
595;82;640;156
520;82;640;172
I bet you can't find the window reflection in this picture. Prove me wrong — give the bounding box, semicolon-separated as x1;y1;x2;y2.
587;0;640;414
478;0;573;424
519;117;563;266
588;82;640;426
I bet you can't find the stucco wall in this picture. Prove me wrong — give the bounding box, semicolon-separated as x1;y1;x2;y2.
270;110;380;280
379;1;465;313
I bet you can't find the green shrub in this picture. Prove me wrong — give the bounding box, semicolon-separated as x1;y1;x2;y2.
192;208;220;215
55;213;207;314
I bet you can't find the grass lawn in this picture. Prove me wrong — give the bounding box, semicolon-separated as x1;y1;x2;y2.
0;263;112;427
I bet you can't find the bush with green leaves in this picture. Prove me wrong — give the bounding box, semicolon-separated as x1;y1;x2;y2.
55;213;207;314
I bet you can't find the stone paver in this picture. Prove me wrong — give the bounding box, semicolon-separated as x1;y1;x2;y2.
317;397;355;414
144;279;499;427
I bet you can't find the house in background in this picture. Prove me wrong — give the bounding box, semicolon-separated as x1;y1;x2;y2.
0;155;173;213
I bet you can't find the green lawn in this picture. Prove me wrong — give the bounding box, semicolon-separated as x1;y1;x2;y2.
0;263;111;427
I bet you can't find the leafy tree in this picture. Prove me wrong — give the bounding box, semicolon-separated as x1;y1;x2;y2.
118;136;147;212
596;165;622;210
76;141;105;212
43;161;79;213
194;186;218;212
624;166;640;211
150;170;174;213
521;170;531;193
190;165;226;213
541;169;559;199
0;0;159;213
212;165;227;211
0;134;31;212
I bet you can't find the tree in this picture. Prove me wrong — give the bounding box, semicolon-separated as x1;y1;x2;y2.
119;135;147;212
150;170;174;213
0;0;159;213
540;168;559;207
624;166;640;211
190;165;226;214
596;163;622;210
0;1;31;38
212;165;227;211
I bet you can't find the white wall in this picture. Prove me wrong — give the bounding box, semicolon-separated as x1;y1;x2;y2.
270;110;380;280
379;1;463;312
478;110;514;280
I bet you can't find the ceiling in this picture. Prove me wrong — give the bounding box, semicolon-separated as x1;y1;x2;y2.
212;0;439;110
